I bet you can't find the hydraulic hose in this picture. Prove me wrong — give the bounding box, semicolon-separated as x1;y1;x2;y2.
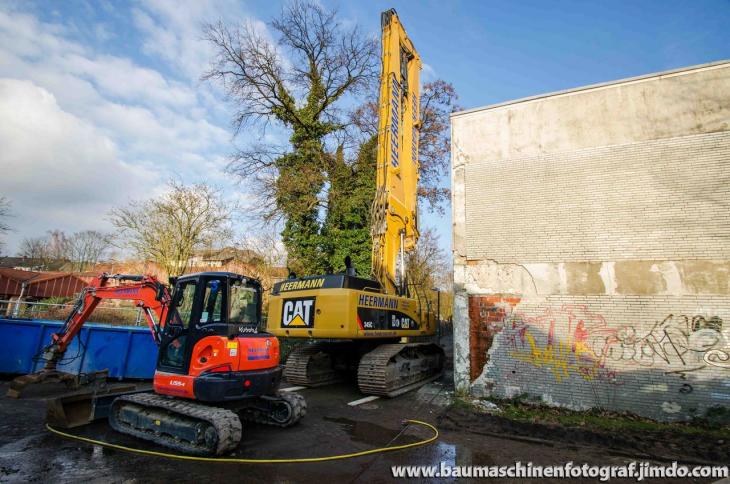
45;419;438;463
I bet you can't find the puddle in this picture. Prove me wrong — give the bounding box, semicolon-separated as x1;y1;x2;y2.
415;382;454;408
323;417;421;447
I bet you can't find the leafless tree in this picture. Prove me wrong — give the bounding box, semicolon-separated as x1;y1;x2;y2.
236;227;287;292
67;231;112;272
406;228;453;320
17;229;111;271
203;0;378;219
418;80;460;212
0;196;11;255
46;229;70;261
17;236;51;269
109;181;235;277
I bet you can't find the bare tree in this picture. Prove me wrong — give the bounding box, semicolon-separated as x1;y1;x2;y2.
418;80;460;212
204;1;376;143
17;230;111;271
0;196;11;255
67;231;112;272
406;228;452;319
46;229;70;261
109;181;235;277
236;227;287;293
204;1;378;273
17;236;51;269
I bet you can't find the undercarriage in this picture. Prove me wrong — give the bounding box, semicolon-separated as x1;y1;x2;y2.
284;341;444;397
108;391;306;456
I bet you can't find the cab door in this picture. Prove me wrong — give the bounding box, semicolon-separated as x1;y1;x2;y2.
157;278;199;374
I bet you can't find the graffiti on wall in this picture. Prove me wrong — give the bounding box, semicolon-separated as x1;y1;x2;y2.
507;307;728;383
466;296;729;384
467;294;730;390
506;305;619;383
589;314;727;377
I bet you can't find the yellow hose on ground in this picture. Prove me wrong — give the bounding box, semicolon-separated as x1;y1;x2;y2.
45;419;438;463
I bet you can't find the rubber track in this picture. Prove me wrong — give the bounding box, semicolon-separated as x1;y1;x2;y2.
357;343;444;397
241;392;307;427
283;343;344;387
109;392;242;456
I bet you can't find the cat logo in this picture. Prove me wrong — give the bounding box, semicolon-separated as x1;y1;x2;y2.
281;297;315;328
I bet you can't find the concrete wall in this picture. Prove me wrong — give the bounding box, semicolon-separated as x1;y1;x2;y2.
451;61;730;421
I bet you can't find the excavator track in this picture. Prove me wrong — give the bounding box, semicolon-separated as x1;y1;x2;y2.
283;343;346;387
241;392;307;427
357;343;444;397
109;392;242;456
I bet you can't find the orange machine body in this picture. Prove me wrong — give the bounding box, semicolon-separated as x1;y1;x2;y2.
154;335;280;399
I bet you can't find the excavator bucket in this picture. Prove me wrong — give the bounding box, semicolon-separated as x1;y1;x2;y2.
7;369;109;399
46;384;147;428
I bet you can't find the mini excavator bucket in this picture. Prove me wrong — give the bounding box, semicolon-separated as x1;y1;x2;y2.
46;384;147;428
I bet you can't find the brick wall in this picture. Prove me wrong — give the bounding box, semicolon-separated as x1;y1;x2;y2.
451;62;730;421
464;131;730;264
468;294;730;421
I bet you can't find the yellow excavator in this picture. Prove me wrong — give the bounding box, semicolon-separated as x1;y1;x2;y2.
267;9;444;397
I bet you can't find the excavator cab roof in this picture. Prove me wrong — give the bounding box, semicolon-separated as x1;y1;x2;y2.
170;272;261;288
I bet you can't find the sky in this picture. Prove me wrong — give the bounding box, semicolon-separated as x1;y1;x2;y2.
0;0;729;259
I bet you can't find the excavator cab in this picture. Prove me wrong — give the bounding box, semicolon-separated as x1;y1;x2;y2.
158;272;262;371
152;272;283;402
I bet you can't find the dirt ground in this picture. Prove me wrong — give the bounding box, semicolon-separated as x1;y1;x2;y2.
0;377;725;483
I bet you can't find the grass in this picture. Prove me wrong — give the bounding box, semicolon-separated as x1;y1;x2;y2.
458;396;730;440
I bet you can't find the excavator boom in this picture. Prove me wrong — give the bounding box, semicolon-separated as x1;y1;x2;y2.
371;9;421;296
43;274;171;370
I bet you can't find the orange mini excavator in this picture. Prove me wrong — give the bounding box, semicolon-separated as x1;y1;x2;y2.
11;272;305;456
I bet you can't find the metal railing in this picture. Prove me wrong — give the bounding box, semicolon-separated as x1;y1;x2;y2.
0;299;144;326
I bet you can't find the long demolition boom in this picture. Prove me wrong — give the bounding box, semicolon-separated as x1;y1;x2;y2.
371;9;421;296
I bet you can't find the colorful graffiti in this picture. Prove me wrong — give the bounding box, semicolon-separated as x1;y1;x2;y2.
506;305;618;383
592;314;727;376
502;305;728;383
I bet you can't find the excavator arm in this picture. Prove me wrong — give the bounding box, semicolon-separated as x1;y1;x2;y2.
43;273;172;370
371;9;421;296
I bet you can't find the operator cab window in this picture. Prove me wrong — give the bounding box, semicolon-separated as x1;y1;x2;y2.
171;280;196;328
200;278;224;324
229;281;258;325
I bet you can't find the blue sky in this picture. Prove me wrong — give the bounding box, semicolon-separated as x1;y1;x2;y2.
1;0;729;260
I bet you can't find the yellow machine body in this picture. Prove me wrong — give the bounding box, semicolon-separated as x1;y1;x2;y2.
268;275;434;340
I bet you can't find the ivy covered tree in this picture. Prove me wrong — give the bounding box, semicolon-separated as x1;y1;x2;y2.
204;0;377;274
321;138;377;275
205;2;458;277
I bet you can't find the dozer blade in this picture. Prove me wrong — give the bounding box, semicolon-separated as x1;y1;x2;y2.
46;384;148;429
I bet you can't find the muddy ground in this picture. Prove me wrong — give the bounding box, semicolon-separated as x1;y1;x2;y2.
0;377;725;483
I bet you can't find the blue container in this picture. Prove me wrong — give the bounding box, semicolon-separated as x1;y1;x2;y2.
0;318;157;379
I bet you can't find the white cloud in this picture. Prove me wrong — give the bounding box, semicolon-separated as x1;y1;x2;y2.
0;79;160;250
132;0;245;80
0;3;274;254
